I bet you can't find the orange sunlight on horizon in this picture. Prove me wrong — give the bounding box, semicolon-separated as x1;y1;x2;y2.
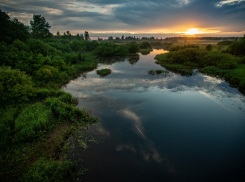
177;28;220;35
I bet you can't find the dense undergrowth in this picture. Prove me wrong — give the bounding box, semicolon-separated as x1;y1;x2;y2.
155;37;245;92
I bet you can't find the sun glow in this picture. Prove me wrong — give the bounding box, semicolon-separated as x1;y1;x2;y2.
177;28;220;35
183;28;204;35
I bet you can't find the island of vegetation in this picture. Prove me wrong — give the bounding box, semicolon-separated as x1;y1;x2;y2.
97;68;112;77
1;7;245;182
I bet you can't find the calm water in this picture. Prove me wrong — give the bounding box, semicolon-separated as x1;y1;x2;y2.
63;49;245;182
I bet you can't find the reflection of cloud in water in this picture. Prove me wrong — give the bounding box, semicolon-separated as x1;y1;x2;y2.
203;75;224;84
119;109;146;139
116;145;136;153
94;125;110;136
118;109;163;163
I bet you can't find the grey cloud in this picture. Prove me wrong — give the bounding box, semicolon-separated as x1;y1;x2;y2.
0;0;244;34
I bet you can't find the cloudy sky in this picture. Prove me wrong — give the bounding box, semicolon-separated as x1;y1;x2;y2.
0;0;245;37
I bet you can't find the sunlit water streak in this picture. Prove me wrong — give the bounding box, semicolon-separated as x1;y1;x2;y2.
63;49;245;182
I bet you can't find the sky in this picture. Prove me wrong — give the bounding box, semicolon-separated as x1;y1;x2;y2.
0;0;245;37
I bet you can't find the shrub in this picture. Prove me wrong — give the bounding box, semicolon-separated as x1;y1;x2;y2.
201;52;237;69
0;67;33;105
206;44;213;51
63;53;78;64
139;42;152;49
26;39;62;56
22;158;76;182
128;41;139;53
14;103;52;142
225;39;245;56
36;66;58;81
96;68;112;77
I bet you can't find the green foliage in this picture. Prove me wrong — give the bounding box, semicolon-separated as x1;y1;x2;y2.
155;48;237;69
169;44;199;52
14;103;52;143
0;9;30;44
224;39;245;56
139;42;152;49
200;52;237;69
30;14;52;39
217;40;233;46
36;66;58;81
206;44;213;51
128;41;140;53
27;39;61;56
96;68;112;77
93;42;135;56
47;39;72;53
139;48;152;55
44;97;98;123
0;107;19;148
0;67;33;105
63;53;79;64
22;158;76;182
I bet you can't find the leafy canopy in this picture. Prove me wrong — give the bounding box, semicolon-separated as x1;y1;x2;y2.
30;14;52;39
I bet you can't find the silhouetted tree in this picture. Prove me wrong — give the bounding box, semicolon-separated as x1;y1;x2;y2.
122;35;124;40
84;31;90;41
30;14;52;39
0;9;30;43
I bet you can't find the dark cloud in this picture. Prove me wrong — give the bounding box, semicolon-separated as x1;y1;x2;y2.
0;0;244;35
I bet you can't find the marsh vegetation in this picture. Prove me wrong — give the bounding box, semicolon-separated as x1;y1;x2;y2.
1;8;245;182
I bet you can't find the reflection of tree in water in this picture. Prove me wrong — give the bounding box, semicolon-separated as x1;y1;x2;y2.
165;67;197;77
127;54;140;65
98;57;126;65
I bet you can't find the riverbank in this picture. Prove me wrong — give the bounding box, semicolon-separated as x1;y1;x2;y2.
154;39;245;94
0;39;99;181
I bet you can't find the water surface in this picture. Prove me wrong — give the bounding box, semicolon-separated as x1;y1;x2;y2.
63;49;245;182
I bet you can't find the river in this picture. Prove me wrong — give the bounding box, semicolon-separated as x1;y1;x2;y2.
63;49;245;182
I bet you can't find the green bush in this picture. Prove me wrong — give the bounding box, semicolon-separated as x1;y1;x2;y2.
224;38;245;56
44;97;97;123
14;103;52;143
63;53;78;64
22;158;76;182
128;41;139;53
139;42;152;49
200;52;237;69
96;68;112;77
169;44;199;51
206;44;213;51
27;39;62;57
36;66;58;81
0;67;33;105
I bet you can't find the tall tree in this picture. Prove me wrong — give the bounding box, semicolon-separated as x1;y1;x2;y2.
0;9;30;44
76;33;81;41
84;31;90;41
66;31;71;40
30;14;52;39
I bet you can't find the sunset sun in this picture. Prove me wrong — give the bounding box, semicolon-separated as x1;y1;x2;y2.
184;28;205;35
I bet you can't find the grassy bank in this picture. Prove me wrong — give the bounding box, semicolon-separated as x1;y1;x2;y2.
0;32;100;181
154;38;245;93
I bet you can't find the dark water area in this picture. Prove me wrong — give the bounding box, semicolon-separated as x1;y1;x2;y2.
63;49;245;182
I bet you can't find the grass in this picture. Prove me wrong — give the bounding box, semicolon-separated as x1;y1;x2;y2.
96;68;112;77
139;48;153;55
0;95;98;182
